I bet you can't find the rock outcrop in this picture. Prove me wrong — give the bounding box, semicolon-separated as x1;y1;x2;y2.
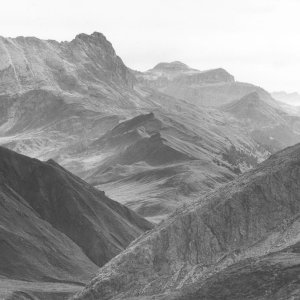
74;142;300;300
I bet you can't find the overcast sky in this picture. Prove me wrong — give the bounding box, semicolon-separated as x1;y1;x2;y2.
1;0;299;92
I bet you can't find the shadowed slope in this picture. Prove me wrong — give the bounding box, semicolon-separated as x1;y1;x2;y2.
0;182;97;283
0;146;153;270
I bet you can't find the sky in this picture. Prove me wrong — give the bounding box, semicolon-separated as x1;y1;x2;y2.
1;0;300;93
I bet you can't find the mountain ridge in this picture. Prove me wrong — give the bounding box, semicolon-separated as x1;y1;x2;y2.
0;145;153;294
74;142;300;300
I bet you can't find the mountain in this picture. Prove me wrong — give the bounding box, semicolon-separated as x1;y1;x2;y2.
222;92;300;152
0;33;274;224
0;32;298;225
135;61;274;107
0;146;152;298
272;91;300;106
222;92;285;124
74;142;300;300
0;32;135;95
1;31;300;299
58;107;271;223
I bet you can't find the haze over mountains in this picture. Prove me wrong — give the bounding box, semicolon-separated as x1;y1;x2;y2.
1;32;300;223
272;91;300;106
0;31;300;299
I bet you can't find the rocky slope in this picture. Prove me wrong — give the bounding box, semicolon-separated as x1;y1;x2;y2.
135;61;274;107
74;142;300;300
0;146;152;298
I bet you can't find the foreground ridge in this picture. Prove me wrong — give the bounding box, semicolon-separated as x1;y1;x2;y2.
0;146;152;291
74;143;300;299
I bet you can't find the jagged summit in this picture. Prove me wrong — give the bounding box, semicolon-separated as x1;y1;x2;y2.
74;31;113;48
0;31;135;94
75;31;107;40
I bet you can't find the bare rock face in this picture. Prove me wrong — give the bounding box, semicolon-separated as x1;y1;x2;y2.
74;143;300;300
0;32;135;94
173;243;300;300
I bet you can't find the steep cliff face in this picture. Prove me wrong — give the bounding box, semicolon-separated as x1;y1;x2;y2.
74;143;300;300
0;32;135;94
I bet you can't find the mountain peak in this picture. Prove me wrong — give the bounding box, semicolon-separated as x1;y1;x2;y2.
0;31;136;94
223;91;284;125
74;31;112;46
239;91;261;103
152;61;191;71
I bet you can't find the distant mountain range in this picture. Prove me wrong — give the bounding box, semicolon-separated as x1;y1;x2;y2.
1;31;300;299
272;91;300;106
135;60;273;106
1;32;300;221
